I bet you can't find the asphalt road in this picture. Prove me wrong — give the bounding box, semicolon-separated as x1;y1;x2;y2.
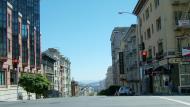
1;96;190;107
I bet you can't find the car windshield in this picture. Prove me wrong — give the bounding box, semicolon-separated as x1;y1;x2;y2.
120;87;129;90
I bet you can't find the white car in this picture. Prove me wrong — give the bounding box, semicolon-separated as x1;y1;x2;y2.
118;86;135;96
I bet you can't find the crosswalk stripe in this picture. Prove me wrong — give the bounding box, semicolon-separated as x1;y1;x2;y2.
157;96;190;106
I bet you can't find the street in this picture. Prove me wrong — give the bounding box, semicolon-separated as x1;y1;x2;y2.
1;96;190;107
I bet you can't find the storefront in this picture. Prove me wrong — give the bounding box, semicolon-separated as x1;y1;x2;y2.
178;49;190;94
153;66;170;94
179;62;190;94
143;58;181;94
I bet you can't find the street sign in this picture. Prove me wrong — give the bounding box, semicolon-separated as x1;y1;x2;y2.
182;48;190;56
178;20;190;27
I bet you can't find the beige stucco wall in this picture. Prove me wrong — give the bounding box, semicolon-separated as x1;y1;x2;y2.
137;0;179;58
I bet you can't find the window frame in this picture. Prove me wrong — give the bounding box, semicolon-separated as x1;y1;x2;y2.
10;70;17;85
147;28;151;39
156;17;161;31
8;13;11;28
0;70;5;85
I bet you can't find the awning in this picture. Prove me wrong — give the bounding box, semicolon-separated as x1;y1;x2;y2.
154;66;170;74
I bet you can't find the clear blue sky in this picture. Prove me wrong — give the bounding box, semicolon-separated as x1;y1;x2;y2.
41;0;138;81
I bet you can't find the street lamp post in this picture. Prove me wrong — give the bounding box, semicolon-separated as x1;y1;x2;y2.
118;11;136;16
17;66;19;100
13;58;20;100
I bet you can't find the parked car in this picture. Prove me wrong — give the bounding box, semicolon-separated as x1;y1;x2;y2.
118;86;135;96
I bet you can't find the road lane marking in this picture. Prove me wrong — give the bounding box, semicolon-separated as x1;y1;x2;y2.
157;96;190;106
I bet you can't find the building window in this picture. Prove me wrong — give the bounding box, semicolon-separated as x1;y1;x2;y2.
152;24;154;34
158;42;163;54
144;32;147;40
0;70;5;85
148;48;152;58
174;11;183;25
143;13;145;22
153;46;156;56
10;70;17;85
139;17;142;27
140;35;143;43
156;41;164;60
145;8;149;20
119;52;124;74
147;28;151;39
154;0;160;8
8;13;11;27
156;17;161;31
150;3;152;12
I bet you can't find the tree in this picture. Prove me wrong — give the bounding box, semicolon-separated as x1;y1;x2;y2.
98;85;120;96
98;90;107;96
106;85;120;96
33;74;50;98
19;73;35;100
19;73;50;99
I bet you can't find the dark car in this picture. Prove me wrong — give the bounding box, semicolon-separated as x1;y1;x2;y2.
118;86;135;96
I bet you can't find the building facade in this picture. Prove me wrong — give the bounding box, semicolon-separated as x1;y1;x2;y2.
42;52;57;97
79;86;95;96
45;48;71;97
64;58;71;96
60;56;71;97
122;24;141;95
0;0;41;101
71;80;79;96
133;0;190;94
110;27;129;86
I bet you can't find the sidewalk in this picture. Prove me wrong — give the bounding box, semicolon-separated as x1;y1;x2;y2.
0;98;18;102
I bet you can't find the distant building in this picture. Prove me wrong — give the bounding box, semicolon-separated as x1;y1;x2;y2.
44;48;71;97
110;27;129;86
80;86;95;96
42;52;57;97
71;80;79;96
44;48;61;93
60;57;71;97
122;24;140;95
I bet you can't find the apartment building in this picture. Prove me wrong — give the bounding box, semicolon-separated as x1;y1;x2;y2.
44;48;71;97
42;52;57;97
61;57;71;97
122;24;141;95
110;27;129;86
0;0;40;100
45;48;61;94
133;0;190;94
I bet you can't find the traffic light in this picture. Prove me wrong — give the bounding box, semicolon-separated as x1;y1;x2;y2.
142;51;147;62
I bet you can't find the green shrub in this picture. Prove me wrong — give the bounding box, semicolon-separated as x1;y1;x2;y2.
98;85;120;96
